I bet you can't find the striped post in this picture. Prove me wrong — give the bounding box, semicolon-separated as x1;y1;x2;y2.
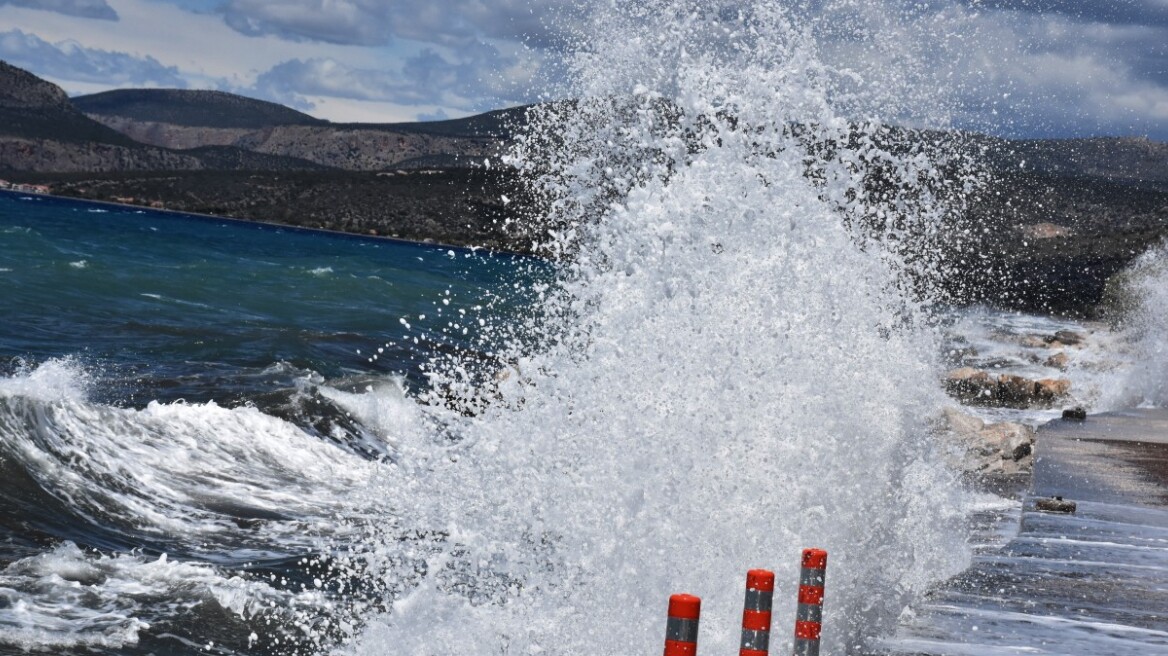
740;569;775;656
664;593;701;656
794;549;827;656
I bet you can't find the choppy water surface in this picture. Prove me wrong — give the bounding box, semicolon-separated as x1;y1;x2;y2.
3;2;1168;655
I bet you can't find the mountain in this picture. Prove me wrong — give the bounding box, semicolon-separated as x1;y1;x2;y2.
0;61;142;147
0;62;328;173
73;88;324;129
73;88;518;171
984;135;1168;191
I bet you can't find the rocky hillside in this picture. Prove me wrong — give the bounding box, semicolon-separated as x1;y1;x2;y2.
0;61;140;147
20;168;542;252
75;88;522;170
985;135;1168;190
0;62;327;174
940;135;1168;316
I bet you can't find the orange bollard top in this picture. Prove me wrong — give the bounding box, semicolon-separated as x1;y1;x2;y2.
668;593;702;620
802;548;828;569
746;569;775;591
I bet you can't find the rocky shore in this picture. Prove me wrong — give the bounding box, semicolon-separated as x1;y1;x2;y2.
937;327;1089;481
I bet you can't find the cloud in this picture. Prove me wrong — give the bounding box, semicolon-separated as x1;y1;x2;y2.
0;28;186;87
914;5;1168;138
416;107;449;121
218;0;581;48
0;0;117;20
960;0;1168;29
248;41;543;115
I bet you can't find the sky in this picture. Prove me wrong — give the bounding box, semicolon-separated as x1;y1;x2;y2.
0;0;1165;139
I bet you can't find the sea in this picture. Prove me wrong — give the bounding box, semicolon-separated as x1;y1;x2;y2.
4;3;1168;655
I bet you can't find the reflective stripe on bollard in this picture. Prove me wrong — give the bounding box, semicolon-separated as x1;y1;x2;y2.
793;549;827;656
740;569;774;656
664;593;701;656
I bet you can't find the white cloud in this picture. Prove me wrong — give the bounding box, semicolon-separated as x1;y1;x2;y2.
0;28;185;86
217;0;582;48
0;0;116;20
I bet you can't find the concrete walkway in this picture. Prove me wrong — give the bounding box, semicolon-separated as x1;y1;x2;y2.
874;408;1168;655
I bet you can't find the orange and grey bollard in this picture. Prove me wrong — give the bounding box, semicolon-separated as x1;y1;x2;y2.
740;569;775;656
664;593;701;656
793;549;827;656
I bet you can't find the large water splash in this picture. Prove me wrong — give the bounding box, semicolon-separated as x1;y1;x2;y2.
344;2;978;653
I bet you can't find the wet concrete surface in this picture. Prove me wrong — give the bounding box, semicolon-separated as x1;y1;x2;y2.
873;408;1168;655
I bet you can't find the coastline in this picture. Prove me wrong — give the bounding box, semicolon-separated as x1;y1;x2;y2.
879;409;1168;654
0;187;539;260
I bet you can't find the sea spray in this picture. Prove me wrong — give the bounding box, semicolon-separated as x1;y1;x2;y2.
1097;243;1168;408
342;2;976;654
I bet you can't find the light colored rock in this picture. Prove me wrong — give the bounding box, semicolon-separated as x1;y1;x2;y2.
1053;330;1085;346
946;367;995;401
1035;378;1071;402
1045;352;1070;370
938;408;1036;474
945;368;1072;408
943;406;984;436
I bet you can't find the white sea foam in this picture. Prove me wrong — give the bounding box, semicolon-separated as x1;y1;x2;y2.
340;3;976;654
1099;244;1168;408
0;541;323;652
0;359;403;651
0;359;383;553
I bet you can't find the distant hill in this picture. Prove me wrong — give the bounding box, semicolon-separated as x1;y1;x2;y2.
0;61;332;173
982;136;1168;190
6;59;1168;316
0;60;141;147
74;88;325;129
75;95;510;171
370;106;531;140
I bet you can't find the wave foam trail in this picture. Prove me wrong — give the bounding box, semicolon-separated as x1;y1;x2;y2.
343;2;978;654
0;358;383;556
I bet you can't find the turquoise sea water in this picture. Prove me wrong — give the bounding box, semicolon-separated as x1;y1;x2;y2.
0;190;545;654
0;191;534;405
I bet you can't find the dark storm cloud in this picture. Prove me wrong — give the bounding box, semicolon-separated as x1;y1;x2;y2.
0;28;186;86
0;0;117;20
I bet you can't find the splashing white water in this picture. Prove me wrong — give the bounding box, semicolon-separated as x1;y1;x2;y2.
0;358;383;555
1101;243;1168;408
341;3;976;654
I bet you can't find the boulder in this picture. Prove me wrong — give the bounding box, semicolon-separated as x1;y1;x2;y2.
944;368;1071;408
1020;335;1048;348
997;374;1035;405
1044;352;1070;370
939;408;1037;474
1052;330;1085;346
1034;378;1072;402
945;367;995;401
